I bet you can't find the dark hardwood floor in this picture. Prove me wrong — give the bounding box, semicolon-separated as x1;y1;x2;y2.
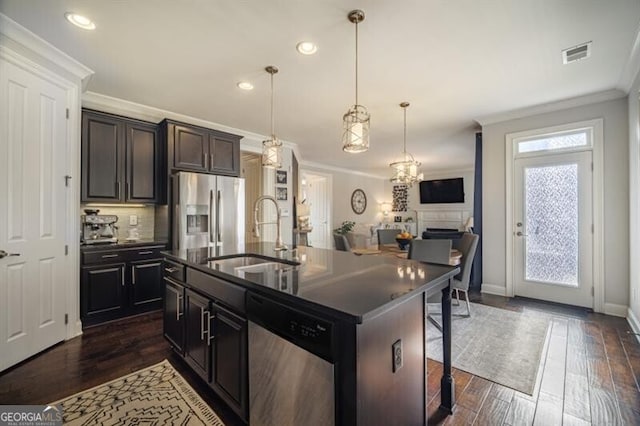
0;293;638;425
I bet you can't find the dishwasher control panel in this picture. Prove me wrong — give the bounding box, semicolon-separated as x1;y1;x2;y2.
247;293;335;362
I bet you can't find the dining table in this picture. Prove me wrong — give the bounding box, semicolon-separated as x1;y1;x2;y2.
354;243;462;265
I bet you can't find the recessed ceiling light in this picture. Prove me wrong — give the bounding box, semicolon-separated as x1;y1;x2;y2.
65;13;96;30
237;81;254;91
296;41;318;55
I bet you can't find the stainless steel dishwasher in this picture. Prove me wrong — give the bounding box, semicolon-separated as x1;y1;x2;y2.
247;293;335;426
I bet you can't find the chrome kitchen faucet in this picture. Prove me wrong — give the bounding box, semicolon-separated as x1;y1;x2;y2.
253;195;287;251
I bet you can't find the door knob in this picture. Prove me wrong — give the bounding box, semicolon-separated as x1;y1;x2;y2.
516;231;528;237
0;250;20;259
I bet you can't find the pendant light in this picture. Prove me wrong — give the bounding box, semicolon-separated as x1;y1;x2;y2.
262;65;282;168
390;102;423;187
342;9;370;153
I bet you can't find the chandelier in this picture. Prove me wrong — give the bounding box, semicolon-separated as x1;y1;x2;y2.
390;102;423;187
262;65;282;168
342;10;370;153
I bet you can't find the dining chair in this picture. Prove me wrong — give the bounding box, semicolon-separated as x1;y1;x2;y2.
451;233;479;317
408;239;452;265
333;233;351;251
377;229;400;249
408;239;453;332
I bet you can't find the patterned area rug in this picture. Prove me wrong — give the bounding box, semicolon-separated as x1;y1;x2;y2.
427;302;551;395
50;360;224;425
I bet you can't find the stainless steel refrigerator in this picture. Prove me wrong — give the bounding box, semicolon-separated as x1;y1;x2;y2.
173;172;245;253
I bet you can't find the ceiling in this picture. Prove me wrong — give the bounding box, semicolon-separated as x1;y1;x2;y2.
2;0;639;176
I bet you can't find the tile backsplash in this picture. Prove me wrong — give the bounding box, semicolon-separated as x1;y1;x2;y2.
81;204;156;240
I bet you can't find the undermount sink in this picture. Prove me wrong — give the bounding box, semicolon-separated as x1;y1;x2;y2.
204;254;299;269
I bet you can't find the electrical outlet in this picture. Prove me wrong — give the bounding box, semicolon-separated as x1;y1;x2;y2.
129;215;138;226
392;339;403;373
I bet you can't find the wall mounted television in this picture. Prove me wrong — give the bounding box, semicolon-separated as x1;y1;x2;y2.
419;178;464;204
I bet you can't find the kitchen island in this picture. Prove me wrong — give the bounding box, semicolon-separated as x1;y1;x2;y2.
162;243;459;425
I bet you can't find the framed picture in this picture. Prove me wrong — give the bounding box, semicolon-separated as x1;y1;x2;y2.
394;215;402;222
276;187;287;201
276;170;287;185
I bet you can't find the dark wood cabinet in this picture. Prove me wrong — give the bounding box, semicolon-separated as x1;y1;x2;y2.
80;245;166;327
82;109;163;204
130;259;163;308
209;135;240;175
82;112;123;202
184;288;211;381
81;263;126;323
162;263;248;421
164;119;241;177
126;122;161;202
210;303;247;418
164;277;184;353
173;125;209;171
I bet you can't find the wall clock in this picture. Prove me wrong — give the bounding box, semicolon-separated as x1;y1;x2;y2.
351;189;367;215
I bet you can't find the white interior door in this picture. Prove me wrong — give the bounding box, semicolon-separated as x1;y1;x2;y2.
513;151;593;307
0;58;68;371
305;174;330;249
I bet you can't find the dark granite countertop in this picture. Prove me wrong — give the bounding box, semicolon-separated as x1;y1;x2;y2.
162;243;459;323
80;240;168;252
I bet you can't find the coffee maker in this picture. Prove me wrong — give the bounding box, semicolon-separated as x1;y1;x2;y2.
81;210;119;244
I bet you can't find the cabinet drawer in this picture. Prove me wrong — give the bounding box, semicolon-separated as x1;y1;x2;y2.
164;259;185;282
187;268;245;314
82;245;165;265
82;250;125;265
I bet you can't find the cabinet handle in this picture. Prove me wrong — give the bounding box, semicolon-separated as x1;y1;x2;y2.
102;254;119;259
139;251;153;255
165;267;178;273
209;154;214;169
131;266;135;284
203;153;207;168
121;267;125;286
209;313;215;345
204;311;214;346
176;293;183;321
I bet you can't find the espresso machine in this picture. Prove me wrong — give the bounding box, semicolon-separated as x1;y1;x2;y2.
81;210;119;244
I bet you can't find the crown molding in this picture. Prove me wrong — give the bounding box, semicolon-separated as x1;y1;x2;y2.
82;91;298;151
0;13;93;87
618;21;640;93
299;160;387;180
475;88;627;126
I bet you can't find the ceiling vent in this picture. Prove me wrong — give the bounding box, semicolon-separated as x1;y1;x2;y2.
562;41;592;64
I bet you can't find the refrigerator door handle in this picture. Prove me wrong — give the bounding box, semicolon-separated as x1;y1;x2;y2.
209;189;214;244
217;189;222;243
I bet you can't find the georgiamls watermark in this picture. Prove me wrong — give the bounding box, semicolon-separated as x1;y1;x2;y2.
0;405;62;426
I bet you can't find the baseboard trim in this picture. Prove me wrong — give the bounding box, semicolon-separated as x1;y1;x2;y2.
628;308;640;344
481;283;507;296
603;303;628;318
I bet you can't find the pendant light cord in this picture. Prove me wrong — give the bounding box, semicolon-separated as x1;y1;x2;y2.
270;72;275;138
403;107;407;159
355;19;359;107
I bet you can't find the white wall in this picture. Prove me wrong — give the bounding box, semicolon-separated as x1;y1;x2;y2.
628;73;640;330
482;97;630;309
301;165;386;231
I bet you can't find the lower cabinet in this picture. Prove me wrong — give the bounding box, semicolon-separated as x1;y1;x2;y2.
163;277;184;353
163;267;248;422
81;263;126;321
80;245;165;327
210;303;248;418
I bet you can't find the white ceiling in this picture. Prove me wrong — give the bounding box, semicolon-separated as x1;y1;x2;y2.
2;0;639;176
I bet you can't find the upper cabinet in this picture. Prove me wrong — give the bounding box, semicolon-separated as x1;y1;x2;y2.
81;109;163;204
164;119;241;177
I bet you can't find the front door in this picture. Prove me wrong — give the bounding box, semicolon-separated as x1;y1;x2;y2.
513;151;593;307
0;58;69;371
